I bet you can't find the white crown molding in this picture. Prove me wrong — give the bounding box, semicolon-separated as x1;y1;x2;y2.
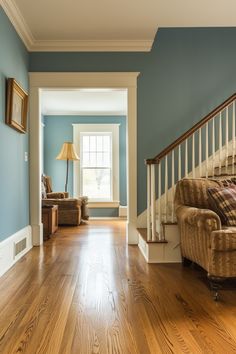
1;0;34;49
1;0;154;52
42;110;127;116
30;39;154;52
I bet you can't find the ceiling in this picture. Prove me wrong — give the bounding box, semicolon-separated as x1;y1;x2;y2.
2;0;236;51
41;89;127;116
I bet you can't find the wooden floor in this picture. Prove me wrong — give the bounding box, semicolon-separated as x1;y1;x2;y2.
0;220;236;353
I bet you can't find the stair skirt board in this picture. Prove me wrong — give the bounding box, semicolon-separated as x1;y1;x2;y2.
138;224;181;263
0;226;32;277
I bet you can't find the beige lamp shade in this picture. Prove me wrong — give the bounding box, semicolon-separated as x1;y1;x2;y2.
56;142;79;161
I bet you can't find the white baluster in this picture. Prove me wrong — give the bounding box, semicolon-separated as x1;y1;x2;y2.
151;164;156;241
199;128;202;177
147;164;151;241
219;112;222;174
205;123;209;178
171;150;175;222
185;139;188;177
192;134;195;177
212;118;215;177
226;107;229;174
158;162;162;240
233;102;235;175
178;145;181;180
165;156;168;223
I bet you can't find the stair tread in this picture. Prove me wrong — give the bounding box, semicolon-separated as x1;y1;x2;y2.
137;228;168;244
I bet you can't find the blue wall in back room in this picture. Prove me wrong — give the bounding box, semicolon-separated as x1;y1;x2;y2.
0;8;29;241
43;115;127;211
30;28;236;215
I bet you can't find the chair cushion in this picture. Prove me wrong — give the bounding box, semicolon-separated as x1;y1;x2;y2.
176;178;222;209
208;185;236;226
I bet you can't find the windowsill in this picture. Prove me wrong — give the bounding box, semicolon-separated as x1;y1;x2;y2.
88;201;120;208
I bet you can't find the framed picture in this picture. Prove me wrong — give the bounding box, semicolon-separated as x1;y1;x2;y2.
6;78;28;133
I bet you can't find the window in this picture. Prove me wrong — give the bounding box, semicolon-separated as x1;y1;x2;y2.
80;132;112;201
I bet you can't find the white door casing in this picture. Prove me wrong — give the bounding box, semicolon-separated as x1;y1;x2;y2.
29;72;139;245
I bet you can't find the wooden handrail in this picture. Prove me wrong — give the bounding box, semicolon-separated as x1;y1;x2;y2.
146;93;236;164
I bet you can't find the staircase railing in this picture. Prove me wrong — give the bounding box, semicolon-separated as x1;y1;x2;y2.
146;93;236;242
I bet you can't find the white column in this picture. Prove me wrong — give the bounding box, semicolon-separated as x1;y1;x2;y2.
212;118;215;176
226;107;229;174
147;165;151;242
165;156;168;223
219;112;222;174
199;128;202;177
205;123;209;178
158;162;162;240
29;87;43;246
192;134;195;177
233;102;235;175
171;150;175;222
151;164;156;241
178;145;181;180
185;140;188;177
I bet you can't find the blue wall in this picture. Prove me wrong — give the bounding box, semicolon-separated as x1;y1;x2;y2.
0;8;29;241
43;115;127;210
30;28;236;214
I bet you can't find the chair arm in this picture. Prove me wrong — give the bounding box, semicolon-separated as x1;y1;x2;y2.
211;229;236;251
176;205;221;232
46;192;66;199
43;198;82;208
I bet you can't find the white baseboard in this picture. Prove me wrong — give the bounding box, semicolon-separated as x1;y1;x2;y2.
0;225;32;277
119;206;127;217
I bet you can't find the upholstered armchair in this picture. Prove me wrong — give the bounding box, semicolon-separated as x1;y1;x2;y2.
42;175;89;225
175;178;236;300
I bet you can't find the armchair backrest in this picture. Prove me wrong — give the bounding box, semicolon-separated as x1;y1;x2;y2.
175;178;222;210
42;175;53;194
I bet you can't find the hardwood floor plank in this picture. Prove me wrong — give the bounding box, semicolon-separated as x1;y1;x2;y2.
0;220;236;353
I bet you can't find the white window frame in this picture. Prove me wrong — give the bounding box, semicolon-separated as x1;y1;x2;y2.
73;124;120;206
80;131;113;202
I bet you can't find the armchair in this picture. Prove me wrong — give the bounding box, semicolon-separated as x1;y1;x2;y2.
175;178;236;300
42;175;89;225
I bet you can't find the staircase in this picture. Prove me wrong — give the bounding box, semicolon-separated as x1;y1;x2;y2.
138;93;236;263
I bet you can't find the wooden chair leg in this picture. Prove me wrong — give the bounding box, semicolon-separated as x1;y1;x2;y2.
182;257;192;267
208;276;224;301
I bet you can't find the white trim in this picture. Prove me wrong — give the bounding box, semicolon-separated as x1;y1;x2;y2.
0;226;32;277
1;1;154;52
73;124;119;202
1;0;34;49
30;39;154;52
29;72;139;245
138;225;181;263
43;110;127;116
119;206;127;217
88;201;119;208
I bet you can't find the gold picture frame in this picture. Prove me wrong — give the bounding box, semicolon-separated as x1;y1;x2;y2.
6;78;28;133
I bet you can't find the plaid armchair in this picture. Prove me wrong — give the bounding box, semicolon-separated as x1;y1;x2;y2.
42;175;89;225
175;178;236;299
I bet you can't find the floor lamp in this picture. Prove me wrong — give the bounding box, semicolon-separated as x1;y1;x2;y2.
56;142;79;193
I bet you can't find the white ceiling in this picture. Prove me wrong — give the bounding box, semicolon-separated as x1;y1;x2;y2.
41;89;127;116
2;0;236;51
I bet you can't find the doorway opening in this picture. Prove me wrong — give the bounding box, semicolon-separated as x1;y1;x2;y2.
29;72;139;245
41;88;127;220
